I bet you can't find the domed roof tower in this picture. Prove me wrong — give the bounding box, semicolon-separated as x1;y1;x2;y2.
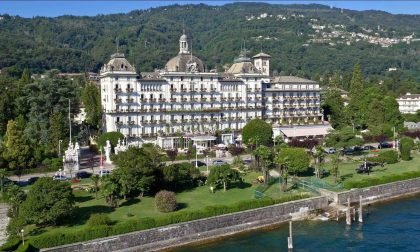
165;30;204;73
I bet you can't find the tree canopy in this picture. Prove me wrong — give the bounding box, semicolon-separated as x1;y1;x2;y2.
276;147;311;175
242;119;273;146
19;177;75;226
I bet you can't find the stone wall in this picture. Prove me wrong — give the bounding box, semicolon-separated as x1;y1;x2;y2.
336;177;420;205
42;197;328;252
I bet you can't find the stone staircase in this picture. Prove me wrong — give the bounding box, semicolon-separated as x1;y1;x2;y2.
0;204;9;246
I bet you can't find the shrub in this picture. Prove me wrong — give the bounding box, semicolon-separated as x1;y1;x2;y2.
367;150;398;164
400;137;414;161
15;241;35;252
155;190;177;213
87;213;112;227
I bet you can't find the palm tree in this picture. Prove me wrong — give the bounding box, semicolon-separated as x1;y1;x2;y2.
313;146;325;178
91;174;100;199
331;153;340;184
279;157;290;192
254;146;273;185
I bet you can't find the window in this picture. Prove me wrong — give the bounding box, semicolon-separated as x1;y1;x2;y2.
115;77;119;81
116;117;120;122
181;76;184;81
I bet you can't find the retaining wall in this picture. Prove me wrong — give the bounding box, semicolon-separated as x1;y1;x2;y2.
42;196;328;252
335;177;420;205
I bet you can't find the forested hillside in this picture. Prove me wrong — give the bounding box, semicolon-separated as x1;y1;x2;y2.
1;2;420;83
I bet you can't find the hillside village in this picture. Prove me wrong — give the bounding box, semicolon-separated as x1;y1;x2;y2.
246;12;419;47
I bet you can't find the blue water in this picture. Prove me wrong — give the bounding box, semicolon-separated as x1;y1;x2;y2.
173;195;420;252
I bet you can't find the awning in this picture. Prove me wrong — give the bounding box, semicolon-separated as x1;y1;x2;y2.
277;125;333;138
191;135;217;141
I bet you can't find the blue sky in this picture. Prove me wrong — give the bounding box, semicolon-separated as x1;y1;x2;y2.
1;1;420;18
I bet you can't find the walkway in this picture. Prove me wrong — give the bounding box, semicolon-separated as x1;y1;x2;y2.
0;204;9;246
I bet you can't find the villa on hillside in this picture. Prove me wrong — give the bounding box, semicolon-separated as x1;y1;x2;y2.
397;93;420;114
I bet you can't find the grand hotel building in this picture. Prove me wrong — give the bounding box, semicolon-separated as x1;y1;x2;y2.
100;32;327;149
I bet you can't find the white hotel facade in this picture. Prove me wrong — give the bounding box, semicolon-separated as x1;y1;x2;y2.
100;32;326;149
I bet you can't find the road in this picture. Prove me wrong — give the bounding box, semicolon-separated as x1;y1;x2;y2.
8;152;252;182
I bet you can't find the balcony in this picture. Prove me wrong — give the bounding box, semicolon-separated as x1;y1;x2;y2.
114;88;122;93
115;121;123;127
114;98;122;103
126;98;134;103
126;88;134;93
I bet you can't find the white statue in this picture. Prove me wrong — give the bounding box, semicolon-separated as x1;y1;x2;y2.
115;138;128;155
105;140;112;164
63;141;80;172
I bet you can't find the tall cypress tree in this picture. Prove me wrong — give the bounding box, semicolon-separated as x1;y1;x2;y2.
346;64;366;129
322;72;345;129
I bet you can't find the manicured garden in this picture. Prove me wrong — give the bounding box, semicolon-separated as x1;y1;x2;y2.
319;152;420;190
8;171;311;250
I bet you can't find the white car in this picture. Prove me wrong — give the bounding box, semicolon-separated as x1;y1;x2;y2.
98;170;111;177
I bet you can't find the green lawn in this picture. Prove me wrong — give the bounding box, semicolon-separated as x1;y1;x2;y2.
317;152;420;190
24;171;310;239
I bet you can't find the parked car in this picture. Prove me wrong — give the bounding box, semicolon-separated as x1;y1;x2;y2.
378;142;392;149
353;146;364;152
98;170;111;177
363;145;376;150
28;176;39;185
324;148;336;154
52;175;70;181
75;171;92;179
191;161;207;167
342;148;355;155
243;159;252;165
212;160;227;166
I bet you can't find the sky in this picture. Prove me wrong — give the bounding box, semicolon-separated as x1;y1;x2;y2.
1;1;420;18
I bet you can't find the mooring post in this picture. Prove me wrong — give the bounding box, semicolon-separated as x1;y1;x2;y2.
288;220;293;251
352;208;356;221
358;195;363;223
346;197;351;225
336;209;339;221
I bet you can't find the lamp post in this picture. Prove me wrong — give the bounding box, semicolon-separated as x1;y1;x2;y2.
206;155;209;175
59;169;62;180
20;229;24;245
195;145;198;168
58;139;63;156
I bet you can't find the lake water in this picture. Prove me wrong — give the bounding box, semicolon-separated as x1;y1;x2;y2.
173;195;420;252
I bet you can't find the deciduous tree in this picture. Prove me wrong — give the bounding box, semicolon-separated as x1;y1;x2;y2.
207;164;241;191
20;177;74;226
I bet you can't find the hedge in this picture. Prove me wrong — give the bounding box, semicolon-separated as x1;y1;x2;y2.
29;193;310;249
367;150;398;164
0;237;21;251
343;170;420;189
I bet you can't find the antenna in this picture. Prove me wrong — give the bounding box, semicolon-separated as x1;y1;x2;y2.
68;99;71;144
260;41;263;53
190;39;193;60
182;19;185;34
116;37;119;53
